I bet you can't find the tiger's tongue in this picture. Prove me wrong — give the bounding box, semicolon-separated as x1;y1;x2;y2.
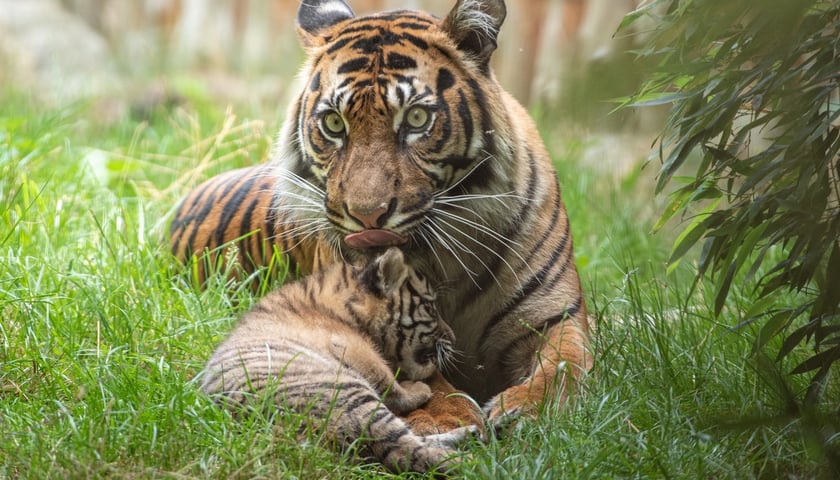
344;230;407;249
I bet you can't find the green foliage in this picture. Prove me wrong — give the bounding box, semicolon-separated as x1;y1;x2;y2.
625;0;840;403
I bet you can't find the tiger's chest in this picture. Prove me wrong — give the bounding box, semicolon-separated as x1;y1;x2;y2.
419;259;529;400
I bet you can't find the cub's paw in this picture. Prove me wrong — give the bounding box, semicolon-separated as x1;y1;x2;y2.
386;380;432;413
424;424;481;448
397;445;464;474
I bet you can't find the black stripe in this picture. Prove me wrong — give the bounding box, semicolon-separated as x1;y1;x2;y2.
338;57;369;74
324;204;344;224
385;52;417;70
454;78;496;192
309;71;321;92
436;68;455;92
436;155;473;171
432;45;456;63
494;294;583;372
214;175;259;247
393;305;407;364
307;124;325;155
249;302;272;315
342;388;381;413
256;178;276;264
344;298;368;333
171;173;226;236
395;21;433;32
541;296;583;332
412;161;445;188
326;35;358;54
395;84;406;106
348;35;383;54
182;173;243;255
238;196;261;268
178;174;223;226
400;32;429;50
371;12;428;24
336;23;383;36
394;208;429;230
456;90;473;157
522;180;563;266
353;79;373;90
284;296;301;318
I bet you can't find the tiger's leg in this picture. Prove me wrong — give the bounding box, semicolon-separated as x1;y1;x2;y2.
403;370;485;437
485;316;592;424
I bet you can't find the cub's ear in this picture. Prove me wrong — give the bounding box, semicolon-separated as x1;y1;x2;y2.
360;248;408;297
442;0;506;68
297;0;355;48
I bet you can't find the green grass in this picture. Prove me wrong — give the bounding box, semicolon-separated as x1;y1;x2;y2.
1;89;836;479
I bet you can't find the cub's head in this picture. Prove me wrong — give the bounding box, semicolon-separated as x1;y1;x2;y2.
277;0;513;263
354;247;455;380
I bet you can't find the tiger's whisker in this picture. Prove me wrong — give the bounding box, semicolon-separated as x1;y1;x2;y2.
265;225;332;252
432;206;525;250
429;216;504;288
277;191;325;209
436;191;530;204
433;152;494;199
275;168;327;199
421;222;480;288
413;227;448;281
431;208;534;284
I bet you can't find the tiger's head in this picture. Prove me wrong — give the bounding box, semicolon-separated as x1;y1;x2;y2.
276;0;519;267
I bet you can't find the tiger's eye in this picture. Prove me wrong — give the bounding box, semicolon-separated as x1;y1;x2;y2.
405;106;430;130
322;111;345;135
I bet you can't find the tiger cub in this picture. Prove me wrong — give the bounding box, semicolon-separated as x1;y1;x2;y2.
199;247;472;473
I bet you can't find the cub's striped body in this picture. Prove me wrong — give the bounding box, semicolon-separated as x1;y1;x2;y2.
173;0;592;424
200;248;470;473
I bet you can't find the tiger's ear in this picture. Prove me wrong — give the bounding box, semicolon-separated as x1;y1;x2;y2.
361;248;408;297
442;0;506;68
297;0;355;48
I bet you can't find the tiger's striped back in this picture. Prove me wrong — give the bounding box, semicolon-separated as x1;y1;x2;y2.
199;248;470;473
169;166;275;282
169;166;335;285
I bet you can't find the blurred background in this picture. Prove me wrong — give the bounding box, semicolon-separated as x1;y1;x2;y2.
0;0;663;177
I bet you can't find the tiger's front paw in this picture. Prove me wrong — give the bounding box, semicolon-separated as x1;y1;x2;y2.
484;384;534;432
404;391;485;437
401;371;485;437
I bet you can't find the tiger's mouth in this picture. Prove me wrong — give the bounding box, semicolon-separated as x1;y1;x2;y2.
414;339;454;368
344;229;408;249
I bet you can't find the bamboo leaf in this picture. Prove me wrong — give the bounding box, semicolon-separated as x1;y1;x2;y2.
791;346;840;374
667;197;723;266
752;309;792;351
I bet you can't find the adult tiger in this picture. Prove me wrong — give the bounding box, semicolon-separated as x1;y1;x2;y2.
170;0;592;425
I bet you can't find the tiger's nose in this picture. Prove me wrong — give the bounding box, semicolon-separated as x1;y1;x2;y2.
345;200;394;229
